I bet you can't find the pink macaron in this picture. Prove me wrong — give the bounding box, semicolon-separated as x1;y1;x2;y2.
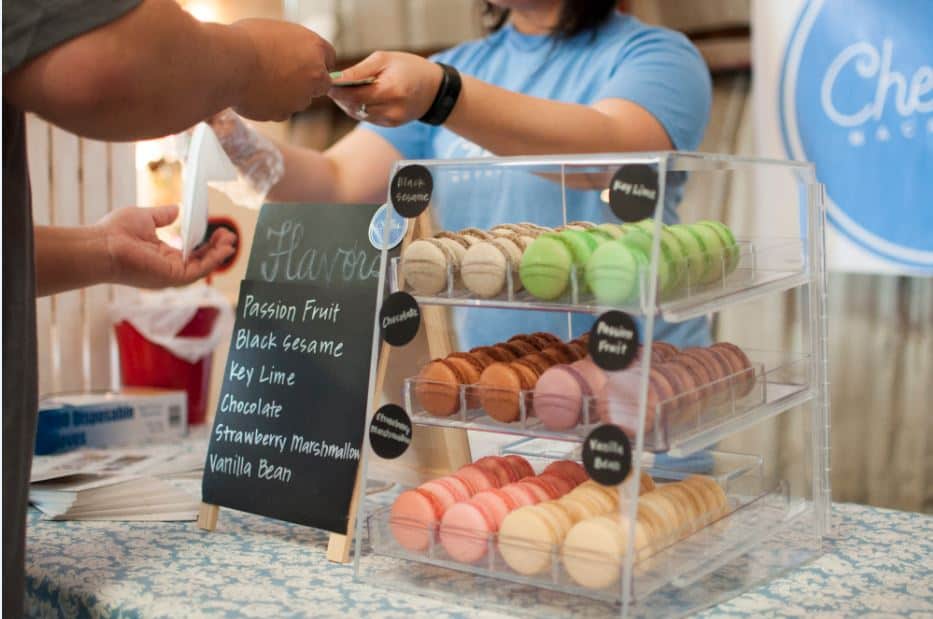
390;488;445;551
434;475;473;501
533;364;592;430
500;482;541;506
474;456;514;486
439;500;497;563
455;464;500;492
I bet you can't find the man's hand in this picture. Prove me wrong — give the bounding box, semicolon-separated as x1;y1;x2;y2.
231;19;337;121
98;206;236;289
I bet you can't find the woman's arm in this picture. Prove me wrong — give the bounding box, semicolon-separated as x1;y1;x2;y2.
269;128;401;203
328;52;673;156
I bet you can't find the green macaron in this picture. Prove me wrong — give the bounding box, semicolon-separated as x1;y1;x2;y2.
519;234;574;300
696;221;739;275
558;229;598;293
585;241;640;305
594;223;625;239
688;223;727;284
668;224;709;289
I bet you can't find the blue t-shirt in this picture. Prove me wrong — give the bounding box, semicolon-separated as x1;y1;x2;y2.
365;12;712;349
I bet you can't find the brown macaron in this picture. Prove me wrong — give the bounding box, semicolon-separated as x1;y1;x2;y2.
656;362;701;427
446;353;486;409
651;341;680;362
471;345;516;363
478;362;527;423
415;359;466;417
505;339;539;356
671;353;714;406
568;340;589;359
531;332;562;345
710;342;756;397
520;353;553;374
681;348;730;405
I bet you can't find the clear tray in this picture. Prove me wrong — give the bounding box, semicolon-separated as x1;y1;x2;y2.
392;237;806;322
403;351;811;455
366;466;793;605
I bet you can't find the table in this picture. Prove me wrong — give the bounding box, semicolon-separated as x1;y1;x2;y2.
25;503;932;618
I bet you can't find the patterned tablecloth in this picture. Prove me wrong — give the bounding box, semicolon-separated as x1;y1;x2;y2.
25;502;932;618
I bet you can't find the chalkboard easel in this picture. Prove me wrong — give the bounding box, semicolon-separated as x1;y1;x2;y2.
198;207;472;565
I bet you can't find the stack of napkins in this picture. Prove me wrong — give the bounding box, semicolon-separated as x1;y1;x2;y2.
29;445;204;521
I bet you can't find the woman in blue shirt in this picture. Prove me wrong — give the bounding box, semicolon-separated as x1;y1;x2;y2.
245;1;712;348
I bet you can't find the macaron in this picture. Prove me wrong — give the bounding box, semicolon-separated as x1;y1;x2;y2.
434;475;473;501
455;464;500;492
439;500;495;562
519;234;574;300
670;353;714;407
400;238;453;295
478;362;530;423
651;341;680;362
696;221;739;275
585;240;640;305
543;460;589;486
498;506;560;575
595;223;625;239
710;342;756;397
445;353;485;409
418;480;458;512
503;454;536;479
538;473;575;497
474;456;516;486
460;241;510;298
471;489;519;528
562;516;649;589
689;222;729;285
390;488;444;551
415;359;465;417
534;364;590;430
500;482;541;507
668;224;709;289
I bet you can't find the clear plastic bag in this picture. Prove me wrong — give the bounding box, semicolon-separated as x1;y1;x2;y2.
207;109;285;208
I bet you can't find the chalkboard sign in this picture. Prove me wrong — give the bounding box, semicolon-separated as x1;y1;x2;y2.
202;203;384;534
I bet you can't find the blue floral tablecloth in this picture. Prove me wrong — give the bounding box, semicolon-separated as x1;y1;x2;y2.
25;502;932;618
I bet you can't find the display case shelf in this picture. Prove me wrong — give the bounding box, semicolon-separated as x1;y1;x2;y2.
366;469;794;605
404;351;810;456
391;237;806;323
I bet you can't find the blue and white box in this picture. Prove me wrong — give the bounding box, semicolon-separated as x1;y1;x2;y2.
35;389;188;455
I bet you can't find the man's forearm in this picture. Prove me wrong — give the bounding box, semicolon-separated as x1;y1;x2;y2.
34;226;113;297
4;0;255;141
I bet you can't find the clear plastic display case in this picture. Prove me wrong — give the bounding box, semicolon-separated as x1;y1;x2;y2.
353;152;830;618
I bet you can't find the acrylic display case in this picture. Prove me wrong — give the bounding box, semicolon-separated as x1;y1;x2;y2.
353;152;830;618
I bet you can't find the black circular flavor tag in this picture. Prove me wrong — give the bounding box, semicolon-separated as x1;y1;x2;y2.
379;292;421;346
390;164;433;218
608;164;659;221
369;404;412;460
588;311;639;371
582;424;632;486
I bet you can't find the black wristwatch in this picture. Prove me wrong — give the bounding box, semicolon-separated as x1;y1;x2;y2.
419;63;462;126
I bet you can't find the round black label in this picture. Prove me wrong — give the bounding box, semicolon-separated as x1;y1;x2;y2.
608;164;659;221
369;404;412;460
390;164;433;218
379;292;421;346
588;311;639;371
582;424;632;486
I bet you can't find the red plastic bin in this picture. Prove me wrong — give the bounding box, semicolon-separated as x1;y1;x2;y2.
114;307;219;426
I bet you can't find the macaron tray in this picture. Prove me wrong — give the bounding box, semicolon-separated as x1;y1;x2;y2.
393;219;806;321
367;453;789;603
357;154;830;617
401;333;816;454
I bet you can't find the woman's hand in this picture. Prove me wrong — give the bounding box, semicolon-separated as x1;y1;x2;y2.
98;205;236;288
329;52;443;127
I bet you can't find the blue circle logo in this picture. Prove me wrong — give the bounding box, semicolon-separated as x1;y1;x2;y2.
780;0;933;271
369;203;408;250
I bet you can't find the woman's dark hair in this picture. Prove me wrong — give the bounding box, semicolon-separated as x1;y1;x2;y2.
482;1;617;39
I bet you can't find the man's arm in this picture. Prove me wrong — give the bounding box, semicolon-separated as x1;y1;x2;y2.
35;205;236;297
3;0;335;140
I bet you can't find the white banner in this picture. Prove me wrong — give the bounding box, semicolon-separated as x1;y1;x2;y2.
753;0;933;275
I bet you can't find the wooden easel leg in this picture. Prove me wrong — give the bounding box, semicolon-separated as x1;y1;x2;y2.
198;503;219;531
327;463;364;563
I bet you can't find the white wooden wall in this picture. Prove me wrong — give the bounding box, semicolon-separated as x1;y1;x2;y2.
25;114;136;398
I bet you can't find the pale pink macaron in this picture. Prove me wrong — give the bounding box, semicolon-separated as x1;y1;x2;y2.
390;488;445;552
455;464;500;492
520;476;563;500
439;499;497;563
500;482;541;507
533;364;591;430
418;480;458;512
518;479;555;502
434;475;473;501
472;489;519;529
